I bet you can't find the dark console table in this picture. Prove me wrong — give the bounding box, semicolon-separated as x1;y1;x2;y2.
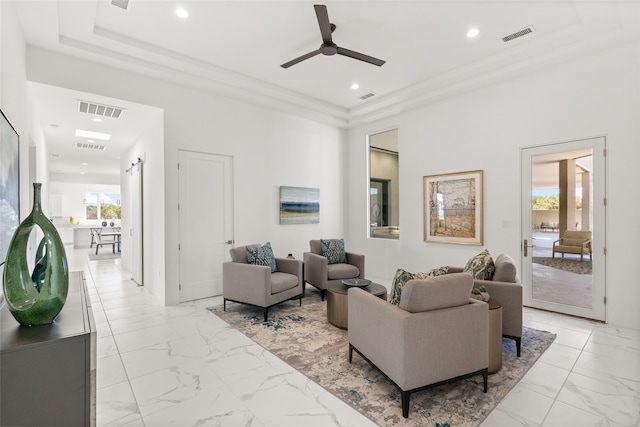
1;271;96;426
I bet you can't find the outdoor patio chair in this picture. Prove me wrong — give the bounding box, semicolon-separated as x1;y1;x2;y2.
552;230;592;262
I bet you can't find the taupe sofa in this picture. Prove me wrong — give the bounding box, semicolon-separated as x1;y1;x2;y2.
303;239;365;301
448;253;523;356
223;244;303;321
348;273;488;418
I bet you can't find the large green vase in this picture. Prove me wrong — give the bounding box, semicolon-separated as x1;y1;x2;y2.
2;182;69;326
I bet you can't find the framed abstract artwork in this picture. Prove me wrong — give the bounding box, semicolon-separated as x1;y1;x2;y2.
423;170;483;245
279;186;319;224
1;109;20;266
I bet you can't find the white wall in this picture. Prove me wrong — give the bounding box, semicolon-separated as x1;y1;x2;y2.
121;112;164;304
347;41;640;330
26;47;347;305
0;1;28;300
0;1;28;218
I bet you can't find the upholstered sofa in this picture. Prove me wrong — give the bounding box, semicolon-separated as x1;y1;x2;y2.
348;273;488;418
448;253;523;356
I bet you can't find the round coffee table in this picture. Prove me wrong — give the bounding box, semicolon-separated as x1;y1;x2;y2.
326;281;387;329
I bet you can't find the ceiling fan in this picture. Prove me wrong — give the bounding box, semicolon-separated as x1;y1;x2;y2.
281;4;385;69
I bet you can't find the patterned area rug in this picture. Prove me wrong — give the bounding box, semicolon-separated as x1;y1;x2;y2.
209;291;556;427
533;256;592;275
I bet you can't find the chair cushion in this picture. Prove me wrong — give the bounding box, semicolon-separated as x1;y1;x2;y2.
399;273;473;313
270;272;299;294
321;238;347;264
388;266;449;305
562;238;586;247
464;249;495;280
246;242;278;273
327;263;360;280
492;253;518;283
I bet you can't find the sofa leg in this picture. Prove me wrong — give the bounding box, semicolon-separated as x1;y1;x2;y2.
263;307;268;322
482;370;488;393
401;391;410;418
515;337;521;357
321;290;326;301
223;299;227;312
348;344;353;363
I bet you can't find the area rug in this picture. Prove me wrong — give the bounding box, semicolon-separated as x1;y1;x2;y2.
209;291;556;427
533;256;591;275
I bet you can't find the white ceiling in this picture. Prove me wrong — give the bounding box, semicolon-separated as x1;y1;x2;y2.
13;0;640;178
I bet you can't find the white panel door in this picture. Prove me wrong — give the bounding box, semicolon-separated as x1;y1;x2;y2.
521;137;606;321
178;151;233;302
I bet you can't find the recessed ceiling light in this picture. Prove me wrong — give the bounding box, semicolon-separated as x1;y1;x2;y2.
50;124;59;128
75;129;111;140
79;172;85;175
92;117;103;123
175;8;189;18
82;162;88;166
467;27;480;38
351;83;360;90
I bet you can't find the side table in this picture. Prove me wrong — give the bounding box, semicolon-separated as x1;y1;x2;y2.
326;282;387;329
488;299;503;374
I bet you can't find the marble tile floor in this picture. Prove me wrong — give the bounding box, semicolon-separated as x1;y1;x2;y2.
66;247;639;427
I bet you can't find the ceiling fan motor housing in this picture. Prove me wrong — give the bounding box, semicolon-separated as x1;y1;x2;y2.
320;43;338;55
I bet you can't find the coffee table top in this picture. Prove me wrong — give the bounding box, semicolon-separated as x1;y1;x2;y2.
327;281;387;297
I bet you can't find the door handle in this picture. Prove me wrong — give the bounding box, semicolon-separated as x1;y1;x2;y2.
523;239;536;257
225;240;234;245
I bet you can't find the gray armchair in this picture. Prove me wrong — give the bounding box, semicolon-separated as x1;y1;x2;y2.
303;239;364;301
348;273;488;418
223;244;303;321
448;253;523;356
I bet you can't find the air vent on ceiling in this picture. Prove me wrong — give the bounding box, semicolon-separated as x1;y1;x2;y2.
360;93;375;100
78;101;123;119
502;25;535;43
111;0;129;10
76;142;107;151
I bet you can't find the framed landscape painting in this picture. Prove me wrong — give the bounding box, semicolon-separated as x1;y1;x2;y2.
1;109;20;267
279;186;319;224
423;170;483;245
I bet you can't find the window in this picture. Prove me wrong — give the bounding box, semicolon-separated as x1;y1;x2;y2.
368;129;399;239
85;193;121;220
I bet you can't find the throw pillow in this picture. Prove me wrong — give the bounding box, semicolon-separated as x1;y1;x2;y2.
246;242;277;273
321;239;347;264
388;266;449;305
464;249;495;280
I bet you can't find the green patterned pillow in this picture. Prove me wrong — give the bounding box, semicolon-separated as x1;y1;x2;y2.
321;239;347;264
246;242;278;273
464;249;495;280
388;266;449;305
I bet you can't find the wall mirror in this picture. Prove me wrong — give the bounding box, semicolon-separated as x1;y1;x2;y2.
368;129;399;239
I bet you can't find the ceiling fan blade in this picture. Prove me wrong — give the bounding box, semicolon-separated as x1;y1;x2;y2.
280;49;322;68
314;4;333;44
337;47;385;66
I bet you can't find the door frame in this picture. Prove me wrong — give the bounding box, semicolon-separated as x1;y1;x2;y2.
521;136;606;321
